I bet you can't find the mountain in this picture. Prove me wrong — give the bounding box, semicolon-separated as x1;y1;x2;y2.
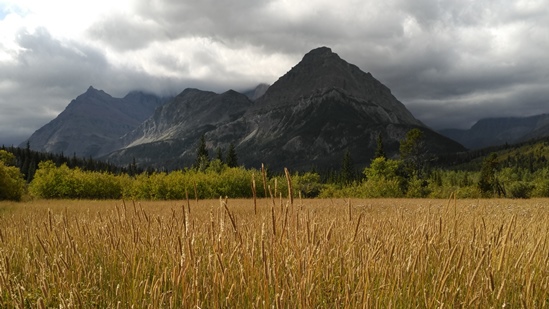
104;89;253;168
243;83;270;101
439;114;549;149
216;47;464;170
105;47;465;170
21;86;168;158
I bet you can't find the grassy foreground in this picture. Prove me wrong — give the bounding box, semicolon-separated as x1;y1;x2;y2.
1;198;549;308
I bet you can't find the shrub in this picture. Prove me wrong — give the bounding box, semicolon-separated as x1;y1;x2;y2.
532;179;549;197
293;172;323;198
0;165;26;201
507;181;534;199
406;177;431;198
29;161;71;198
362;178;404;198
361;157;405;198
29;161;124;199
122;167;256;200
455;186;482;199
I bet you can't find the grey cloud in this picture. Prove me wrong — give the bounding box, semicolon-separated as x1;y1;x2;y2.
0;28;109;145
408;82;549;130
328;1;549;130
87;13;166;51
3;0;549;144
119;0;356;53
0;27;185;145
13;27;111;89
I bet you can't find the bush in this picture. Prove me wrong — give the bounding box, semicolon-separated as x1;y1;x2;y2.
359;157;406;198
29;161;74;198
29;161;124;199
362;178;404;198
293;172;323;198
532;180;549;197
406;177;431;198
123;167;256;200
507;181;534;199
0;155;26;201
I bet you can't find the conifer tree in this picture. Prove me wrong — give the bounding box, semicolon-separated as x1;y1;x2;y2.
225;143;238;168
215;147;224;163
478;153;505;197
341;149;354;184
195;135;210;171
399;128;428;178
374;133;386;159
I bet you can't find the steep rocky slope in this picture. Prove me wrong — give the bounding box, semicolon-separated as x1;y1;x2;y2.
107;47;464;170
21;87;167;157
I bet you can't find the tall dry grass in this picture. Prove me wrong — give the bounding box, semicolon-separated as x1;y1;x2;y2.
1;197;549;307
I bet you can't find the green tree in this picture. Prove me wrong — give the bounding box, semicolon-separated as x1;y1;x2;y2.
195;135;210;171
215;147;224;163
364;157;402;181
400;128;428;178
362;157;405;197
478;153;505;197
128;157;138;177
340;149;355;185
0;149;17;166
293;172;322;198
0;150;26;201
206;159;226;174
225;143;238;168
374;133;386;159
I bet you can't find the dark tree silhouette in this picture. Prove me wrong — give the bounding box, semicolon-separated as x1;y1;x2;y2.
194;135;210;171
374;133;386;159
225;143;238;168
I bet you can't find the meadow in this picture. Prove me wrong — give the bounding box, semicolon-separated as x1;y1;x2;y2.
1;197;549;308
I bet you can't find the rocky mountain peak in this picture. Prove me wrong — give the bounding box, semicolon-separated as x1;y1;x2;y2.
222;89;242;97
26;47;465;171
21;87;167;158
301;46;336;61
83;85;108;97
255;46;422;126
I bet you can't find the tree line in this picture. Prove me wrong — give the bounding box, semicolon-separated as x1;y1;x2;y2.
3;130;549;201
1;143;130;182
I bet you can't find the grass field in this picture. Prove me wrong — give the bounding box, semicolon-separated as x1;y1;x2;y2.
1;197;549;308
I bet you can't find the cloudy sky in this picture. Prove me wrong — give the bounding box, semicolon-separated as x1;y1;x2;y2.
1;0;548;146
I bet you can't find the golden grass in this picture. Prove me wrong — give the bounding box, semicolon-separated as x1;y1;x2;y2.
1;197;549;307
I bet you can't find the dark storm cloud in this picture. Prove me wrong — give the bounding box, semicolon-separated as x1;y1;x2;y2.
2;0;549;146
0;27;201;145
13;27;110;87
337;0;549;129
0;27;111;145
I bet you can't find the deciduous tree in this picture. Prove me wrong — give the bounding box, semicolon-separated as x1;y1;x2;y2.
0;150;25;201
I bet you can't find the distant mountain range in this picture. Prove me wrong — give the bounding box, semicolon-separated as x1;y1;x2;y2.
105;47;464;170
439;114;549;149
22;88;169;158
23;47;470;170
